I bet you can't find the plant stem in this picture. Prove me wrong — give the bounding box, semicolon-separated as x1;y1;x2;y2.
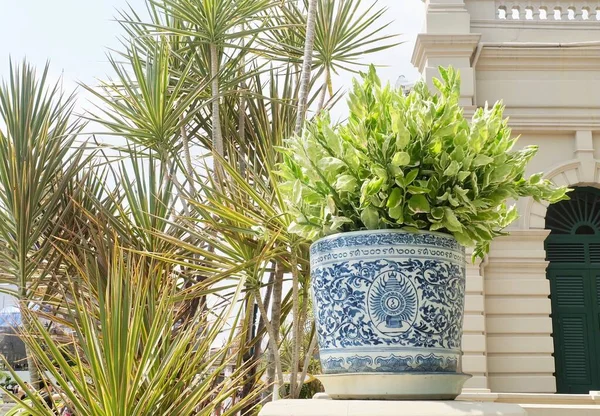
180;117;197;197
254;288;283;399
296;323;318;398
210;43;224;178
294;0;319;136
289;249;301;398
316;67;330;114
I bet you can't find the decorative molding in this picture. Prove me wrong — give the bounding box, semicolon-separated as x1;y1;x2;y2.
427;2;469;12
462;108;600;131
524;159;600;229
475;45;600;71
411;33;482;72
472;19;600;30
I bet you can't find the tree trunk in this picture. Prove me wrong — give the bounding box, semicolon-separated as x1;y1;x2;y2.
316;66;331;114
254;287;284;400
266;263;284;399
18;299;41;389
296;325;318;398
210;43;225;178
180;118;197;197
289;251;301;398
294;0;319;136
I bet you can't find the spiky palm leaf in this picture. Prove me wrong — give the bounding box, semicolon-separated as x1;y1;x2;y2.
0;60;91;385
4;243;261;416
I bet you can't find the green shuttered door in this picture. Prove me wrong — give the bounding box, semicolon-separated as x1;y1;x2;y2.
546;187;600;393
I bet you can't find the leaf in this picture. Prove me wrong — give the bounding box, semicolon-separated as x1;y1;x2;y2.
326;196;337;215
323;124;342;155
430;207;444;220
391;152;411;167
473;224;493;240
405;169;419;186
450;146;464;162
317;157;346;175
335;175;358;193
443;207;463;232
293;180;303;205
500;204;519;227
331;216;353;230
407;186;429;195
455;130;468;146
408;195;430;213
389;205;404;222
366;177;384;195
443;160;460;177
373;165;388;181
472;154;494;167
457;171;471;182
361;206;380;229
386;188;403;208
391;112;410;150
529;172;543;185
454;232;473;246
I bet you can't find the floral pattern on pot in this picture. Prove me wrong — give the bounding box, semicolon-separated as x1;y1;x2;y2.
310;230;465;374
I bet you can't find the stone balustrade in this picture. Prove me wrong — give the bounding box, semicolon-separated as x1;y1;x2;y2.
495;1;600;20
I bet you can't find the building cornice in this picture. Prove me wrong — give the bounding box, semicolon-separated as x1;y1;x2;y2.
462;107;600;131
476;45;600;71
411;33;482;72
472;19;600;31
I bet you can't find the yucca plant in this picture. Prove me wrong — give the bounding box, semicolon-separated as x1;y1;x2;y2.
0;60;90;386
0;0;402;411
3;242;260;416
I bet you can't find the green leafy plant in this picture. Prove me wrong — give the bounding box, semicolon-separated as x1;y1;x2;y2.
3;244;259;416
278;66;569;257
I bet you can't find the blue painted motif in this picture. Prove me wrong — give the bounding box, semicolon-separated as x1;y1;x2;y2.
310;230;466;375
310;231;462;258
321;353;458;374
368;270;418;335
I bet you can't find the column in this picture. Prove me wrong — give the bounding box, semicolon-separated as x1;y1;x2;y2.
412;0;480;107
484;230;556;393
461;249;490;391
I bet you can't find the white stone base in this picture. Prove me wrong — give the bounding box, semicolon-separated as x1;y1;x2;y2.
318;373;471;400
259;400;527;416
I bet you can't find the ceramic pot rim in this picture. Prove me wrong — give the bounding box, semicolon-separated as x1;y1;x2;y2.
310;229;458;251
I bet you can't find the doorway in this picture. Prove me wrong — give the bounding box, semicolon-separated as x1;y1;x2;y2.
545;187;600;393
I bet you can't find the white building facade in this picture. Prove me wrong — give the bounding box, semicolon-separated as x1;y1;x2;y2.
411;0;600;404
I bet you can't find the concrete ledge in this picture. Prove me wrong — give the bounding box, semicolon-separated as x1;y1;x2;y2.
522;404;600;416
459;391;600;406
259;400;527;416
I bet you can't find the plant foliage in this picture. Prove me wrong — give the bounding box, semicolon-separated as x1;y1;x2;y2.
278;66;569;257
0;0;401;410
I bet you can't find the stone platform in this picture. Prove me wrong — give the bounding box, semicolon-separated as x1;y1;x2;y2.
259;399;527;416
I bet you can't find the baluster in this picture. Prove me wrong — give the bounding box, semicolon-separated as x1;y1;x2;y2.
581;7;590;19
524;1;534;19
497;1;508;19
553;5;563;19
568;5;578;19
511;4;522;18
562;4;571;19
531;1;541;19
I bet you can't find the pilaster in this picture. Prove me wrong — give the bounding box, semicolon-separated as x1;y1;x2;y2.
461;249;490;391
484;230;556;393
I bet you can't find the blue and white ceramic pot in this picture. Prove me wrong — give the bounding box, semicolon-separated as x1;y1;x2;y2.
310;230;470;399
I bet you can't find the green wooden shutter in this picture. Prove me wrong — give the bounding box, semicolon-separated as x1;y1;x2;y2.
546;187;600;393
549;269;595;392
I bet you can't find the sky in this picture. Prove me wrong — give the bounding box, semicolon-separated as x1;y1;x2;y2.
0;0;425;114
